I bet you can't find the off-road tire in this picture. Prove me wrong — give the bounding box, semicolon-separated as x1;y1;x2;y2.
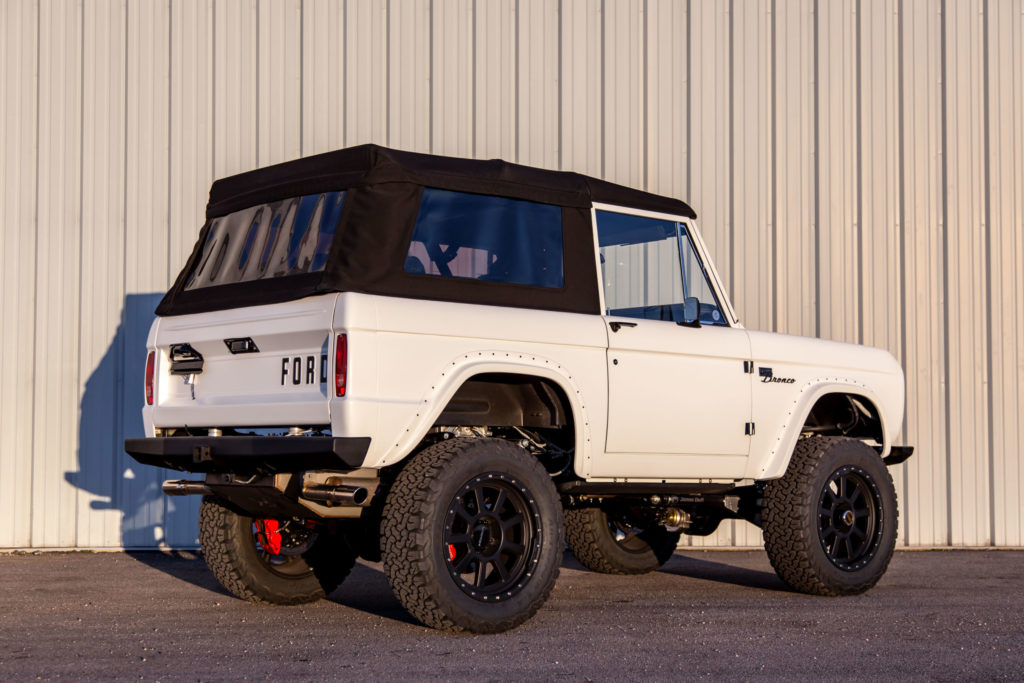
762;436;898;596
381;438;563;633
565;506;681;574
198;496;357;605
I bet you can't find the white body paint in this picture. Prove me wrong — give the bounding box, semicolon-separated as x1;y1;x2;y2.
143;208;906;485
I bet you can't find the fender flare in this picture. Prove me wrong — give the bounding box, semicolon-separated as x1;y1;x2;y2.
752;379;890;481
366;350;593;470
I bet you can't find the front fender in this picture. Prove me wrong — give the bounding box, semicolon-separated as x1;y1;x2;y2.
749;380;892;481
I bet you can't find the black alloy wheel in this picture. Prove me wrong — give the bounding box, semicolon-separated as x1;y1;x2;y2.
817;465;884;571
443;475;541;602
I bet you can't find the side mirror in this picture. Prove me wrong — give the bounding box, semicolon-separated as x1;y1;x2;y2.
679;297;701;328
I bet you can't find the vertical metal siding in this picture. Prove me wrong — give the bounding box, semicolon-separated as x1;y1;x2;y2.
517;0;560;168
0;0;39;549
603;0;644;188
859;0;906;541
475;0;516;159
901;0;949;546
432;0;474;156
345;0;387;147
774;0;816;339
561;0;603;177
32;0;83;548
645;0;688;199
987;0;1024;547
78;0;125;548
258;0;302;166
302;0;345;155
1;0;1022;549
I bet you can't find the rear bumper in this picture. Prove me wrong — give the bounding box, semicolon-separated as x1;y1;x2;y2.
124;435;371;474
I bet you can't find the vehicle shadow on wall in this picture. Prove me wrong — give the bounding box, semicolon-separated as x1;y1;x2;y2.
63;293;207;589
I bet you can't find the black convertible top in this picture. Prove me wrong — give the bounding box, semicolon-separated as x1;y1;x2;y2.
156;145;696;317
206;144;696;220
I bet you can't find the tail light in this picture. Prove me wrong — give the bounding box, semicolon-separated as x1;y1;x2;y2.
145;351;156;405
335;334;348;397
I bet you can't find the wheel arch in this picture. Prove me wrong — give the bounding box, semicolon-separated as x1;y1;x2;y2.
754;382;891;481
367;354;591;469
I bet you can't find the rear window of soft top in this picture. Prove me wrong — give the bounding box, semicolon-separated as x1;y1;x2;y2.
184;191;346;291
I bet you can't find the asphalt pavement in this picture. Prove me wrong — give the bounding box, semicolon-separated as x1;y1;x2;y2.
0;549;1021;680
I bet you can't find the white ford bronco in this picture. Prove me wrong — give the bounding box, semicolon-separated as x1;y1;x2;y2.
126;144;913;633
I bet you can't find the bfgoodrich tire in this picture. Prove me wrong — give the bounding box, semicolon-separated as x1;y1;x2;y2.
198;496;357;605
762;436;898;596
565;506;681;575
381;438;563;633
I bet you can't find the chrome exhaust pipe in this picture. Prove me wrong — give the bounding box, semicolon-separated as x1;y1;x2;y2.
162;480;212;496
301;484;369;507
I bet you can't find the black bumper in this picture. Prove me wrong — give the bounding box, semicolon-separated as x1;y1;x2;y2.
883;445;914;466
124;436;371;474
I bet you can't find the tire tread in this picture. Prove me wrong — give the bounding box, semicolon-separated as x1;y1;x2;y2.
565;507;679;575
381;438;561;633
762;437;897;596
198;496;354;606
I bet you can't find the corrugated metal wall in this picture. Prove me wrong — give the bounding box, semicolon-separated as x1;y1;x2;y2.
1;0;1021;549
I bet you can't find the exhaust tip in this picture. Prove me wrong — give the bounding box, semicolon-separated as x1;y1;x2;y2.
162;480;212;496
351;487;368;506
300;484;369;507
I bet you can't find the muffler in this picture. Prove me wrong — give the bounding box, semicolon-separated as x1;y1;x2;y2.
162;480;212;496
300;484;369;507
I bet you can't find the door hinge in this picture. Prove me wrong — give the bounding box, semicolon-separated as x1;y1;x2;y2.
743;360;754;373
745;422;756;436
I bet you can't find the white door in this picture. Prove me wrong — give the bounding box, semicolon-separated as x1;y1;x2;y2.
592;209;752;479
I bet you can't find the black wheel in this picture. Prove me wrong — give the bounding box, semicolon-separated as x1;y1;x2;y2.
381;438;563;633
762;436;898;596
198;496;357;605
565;505;681;575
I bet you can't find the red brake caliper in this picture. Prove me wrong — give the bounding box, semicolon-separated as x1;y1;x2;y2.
255;519;282;555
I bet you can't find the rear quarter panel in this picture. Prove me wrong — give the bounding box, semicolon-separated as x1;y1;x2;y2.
334;293;609;473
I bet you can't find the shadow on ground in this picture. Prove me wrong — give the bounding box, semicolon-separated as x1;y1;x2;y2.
116;547;789;622
125;550;224;594
327;562;421;626
660;552;788;592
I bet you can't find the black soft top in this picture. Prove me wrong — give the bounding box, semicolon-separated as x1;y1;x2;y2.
156;145;696;317
206;144;696;220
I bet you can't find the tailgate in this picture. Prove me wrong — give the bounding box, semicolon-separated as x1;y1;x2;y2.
151;294;339;428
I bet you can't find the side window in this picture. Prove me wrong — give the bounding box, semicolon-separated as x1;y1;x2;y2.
405;188;564;289
595;210;726;325
679;226;725;324
185;191;345;290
